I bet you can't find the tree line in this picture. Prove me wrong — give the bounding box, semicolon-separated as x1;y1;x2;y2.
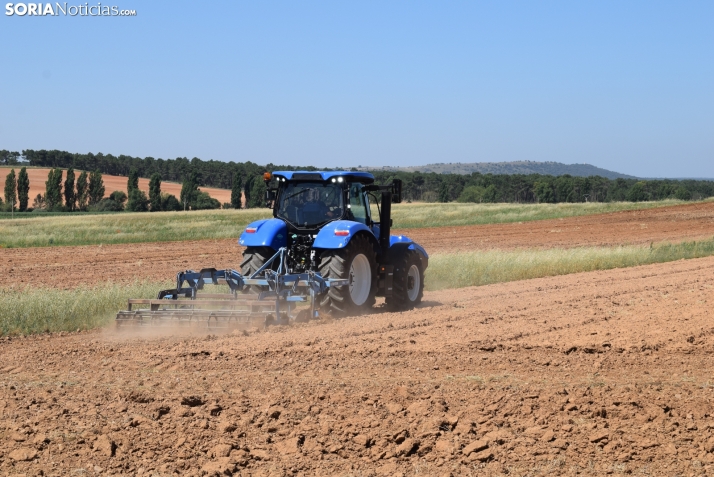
366;171;714;203
2;167;29;211
17;149;305;208
3;149;276;211
3;148;713;212
3;166;113;212
17;148;302;199
1;164;251;213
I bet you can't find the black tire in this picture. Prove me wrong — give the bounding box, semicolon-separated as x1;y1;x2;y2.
240;246;277;292
386;250;424;311
318;234;377;316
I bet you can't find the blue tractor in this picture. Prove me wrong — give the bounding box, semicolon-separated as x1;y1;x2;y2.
240;171;428;315
115;171;428;329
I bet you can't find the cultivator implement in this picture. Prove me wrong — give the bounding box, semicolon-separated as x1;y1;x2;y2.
115;248;348;330
115;295;277;329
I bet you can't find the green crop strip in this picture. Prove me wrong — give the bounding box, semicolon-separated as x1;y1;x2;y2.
426;237;714;290
0;200;696;248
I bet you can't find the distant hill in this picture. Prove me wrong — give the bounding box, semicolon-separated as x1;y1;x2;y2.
364;161;637;179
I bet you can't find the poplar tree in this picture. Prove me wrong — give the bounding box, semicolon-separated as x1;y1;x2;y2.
248;176;267;208
64;167;76;211
76;170;89;210
17;167;29;211
148;173;162;211
180;171;199;210
230;172;242;209
127;169;139;195
242;175;253;209
4;168;16;210
44;168;63;210
88;169;105;205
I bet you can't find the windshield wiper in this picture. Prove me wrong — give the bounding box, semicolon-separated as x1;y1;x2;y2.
282;188;315;203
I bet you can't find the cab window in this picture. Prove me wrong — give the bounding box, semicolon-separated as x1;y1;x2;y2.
348;183;369;225
276;182;343;227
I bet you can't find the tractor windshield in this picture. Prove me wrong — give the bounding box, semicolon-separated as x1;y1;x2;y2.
277;182;344;228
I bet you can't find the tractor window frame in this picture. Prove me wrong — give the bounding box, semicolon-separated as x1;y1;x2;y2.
367;192;381;226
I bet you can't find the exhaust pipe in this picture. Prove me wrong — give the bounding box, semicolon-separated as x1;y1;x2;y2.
379;189;392;254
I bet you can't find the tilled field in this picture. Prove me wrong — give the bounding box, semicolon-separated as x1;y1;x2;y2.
410;200;714;253
2;256;714;476
1;201;714;290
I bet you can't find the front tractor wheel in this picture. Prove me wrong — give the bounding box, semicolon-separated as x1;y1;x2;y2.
386;250;425;311
318;235;377;316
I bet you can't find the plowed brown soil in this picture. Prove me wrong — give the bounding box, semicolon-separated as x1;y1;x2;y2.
2;257;714;475
412;200;714;254
1;201;714;289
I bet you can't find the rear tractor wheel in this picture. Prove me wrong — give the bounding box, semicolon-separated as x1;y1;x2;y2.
318;234;377;316
240;246;277;292
386;250;424;311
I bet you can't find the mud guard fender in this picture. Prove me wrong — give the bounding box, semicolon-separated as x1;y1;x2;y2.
238;219;287;250
313;221;375;249
387;239;429;270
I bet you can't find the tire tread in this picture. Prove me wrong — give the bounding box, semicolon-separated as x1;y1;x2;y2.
240;246;277;292
318;234;376;316
386;250;424;311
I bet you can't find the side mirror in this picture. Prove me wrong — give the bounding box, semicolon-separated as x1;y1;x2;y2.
265;189;276;208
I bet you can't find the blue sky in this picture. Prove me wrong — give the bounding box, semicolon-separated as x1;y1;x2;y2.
1;1;712;177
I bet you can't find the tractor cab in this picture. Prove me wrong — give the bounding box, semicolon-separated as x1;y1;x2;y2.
275;181;343;228
269;171;377;231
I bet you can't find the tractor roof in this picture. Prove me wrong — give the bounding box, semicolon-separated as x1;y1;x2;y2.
272;171;375;184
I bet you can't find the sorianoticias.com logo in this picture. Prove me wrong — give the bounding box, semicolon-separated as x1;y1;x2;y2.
5;3;136;16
